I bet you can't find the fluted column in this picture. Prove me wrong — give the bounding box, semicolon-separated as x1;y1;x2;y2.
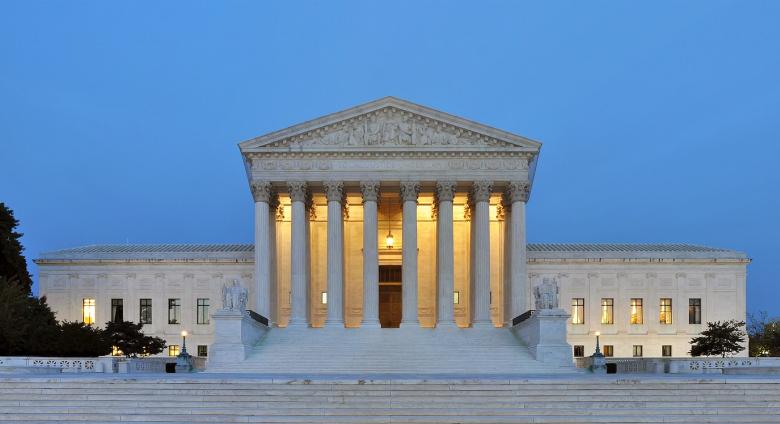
507;182;529;318
251;181;273;320
400;181;420;327
471;180;493;327
361;181;381;328
288;181;309;327
436;181;457;328
324;181;344;327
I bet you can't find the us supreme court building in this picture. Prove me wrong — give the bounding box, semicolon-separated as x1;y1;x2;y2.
36;97;749;371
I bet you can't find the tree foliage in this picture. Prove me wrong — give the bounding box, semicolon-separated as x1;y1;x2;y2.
748;311;780;357
0;203;33;292
57;321;113;357
0;277;60;356
689;320;746;357
104;321;166;357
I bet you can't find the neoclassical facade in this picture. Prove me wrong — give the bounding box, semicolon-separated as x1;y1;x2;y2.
37;98;750;366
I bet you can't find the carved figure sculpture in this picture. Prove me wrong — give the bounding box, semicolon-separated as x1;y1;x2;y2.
534;277;559;310
221;280;248;312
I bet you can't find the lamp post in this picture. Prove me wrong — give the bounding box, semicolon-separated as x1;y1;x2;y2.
590;331;607;374
175;330;193;373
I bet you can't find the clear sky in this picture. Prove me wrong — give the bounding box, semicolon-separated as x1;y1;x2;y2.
1;1;778;315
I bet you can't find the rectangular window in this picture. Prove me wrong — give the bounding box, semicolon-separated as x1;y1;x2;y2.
454;291;460;304
321;292;327;304
197;298;210;325
630;298;643;324
139;299;152;324
660;298;673;324
82;298;95;325
168;345;180;357
603;345;614;357
197;345;208;357
662;345;672;357
573;345;585;357
110;299;123;322
633;345;643;357
601;298;614;325
689;298;701;325
571;298;585;325
168;298;181;324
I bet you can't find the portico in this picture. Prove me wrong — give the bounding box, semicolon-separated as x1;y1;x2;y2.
240;97;539;329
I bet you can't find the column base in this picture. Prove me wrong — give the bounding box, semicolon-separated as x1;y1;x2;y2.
360;320;381;328
399;321;420;328
436;321;458;329
324;319;344;327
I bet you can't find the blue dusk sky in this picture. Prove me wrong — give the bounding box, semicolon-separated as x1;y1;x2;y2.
1;2;778;315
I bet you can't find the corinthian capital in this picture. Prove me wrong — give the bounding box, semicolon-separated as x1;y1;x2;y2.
360;181;380;203
505;181;530;203
400;181;420;203
323;180;344;202
251;181;273;203
287;181;308;202
436;181;457;202
471;180;493;203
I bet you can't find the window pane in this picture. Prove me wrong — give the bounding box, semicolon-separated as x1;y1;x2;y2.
197;298;210;325
688;298;701;325
601;298;613;325
659;298;672;324
197;345;208;357
168;298;181;324
140;299;152;324
633;345;643;357
630;298;643;324
603;345;614;357
662;345;672;357
82;298;95;325
573;345;584;357
571;298;584;325
111;299;123;322
168;345;180;357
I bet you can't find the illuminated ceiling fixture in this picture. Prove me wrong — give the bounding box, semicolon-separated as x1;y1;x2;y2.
385;201;394;249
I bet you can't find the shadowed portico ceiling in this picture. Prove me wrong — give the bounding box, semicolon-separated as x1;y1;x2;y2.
238;97;542;188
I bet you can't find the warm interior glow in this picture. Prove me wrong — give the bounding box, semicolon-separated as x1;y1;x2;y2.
453;291;460;304
82;298;95;325
385;231;394;249
321;292;327;304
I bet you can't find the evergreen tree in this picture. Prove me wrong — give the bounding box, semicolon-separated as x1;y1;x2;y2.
0;277;60;356
0;203;33;292
689;320;747;357
58;321;112;357
747;312;780;356
104;321;166;357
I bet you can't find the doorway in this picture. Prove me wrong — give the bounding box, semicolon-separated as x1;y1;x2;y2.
378;265;402;328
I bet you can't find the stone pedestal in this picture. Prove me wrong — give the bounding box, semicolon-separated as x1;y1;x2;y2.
208;309;268;368
512;309;574;369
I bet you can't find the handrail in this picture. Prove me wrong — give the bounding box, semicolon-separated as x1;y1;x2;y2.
246;310;269;326
512;309;535;326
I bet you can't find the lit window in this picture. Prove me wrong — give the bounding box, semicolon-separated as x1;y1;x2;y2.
571;298;584;325
197;298;210;325
662;345;672;357
197;345;208;357
573;345;584;357
630;298;643;324
111;299;123;322
82;298;95;325
139;299;152;324
454;291;460;304
168;345;180;357
688;298;701;324
601;298;613;325
660;298;673;324
111;346;123;356
633;345;643;357
321;292;327;304
603;345;614;357
168;298;181;324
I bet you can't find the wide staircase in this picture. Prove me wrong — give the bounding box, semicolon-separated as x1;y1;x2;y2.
1;375;780;423
207;326;572;374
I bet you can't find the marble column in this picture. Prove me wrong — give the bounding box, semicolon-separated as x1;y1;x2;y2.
287;181;309;327
436;181;457;328
506;182;529;319
268;194;279;326
324;181;344;327
471;180;493;327
251;181;273;320
400;181;420;327
361;181;381;328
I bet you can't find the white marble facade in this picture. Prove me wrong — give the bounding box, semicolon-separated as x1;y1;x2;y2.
36;97;750;359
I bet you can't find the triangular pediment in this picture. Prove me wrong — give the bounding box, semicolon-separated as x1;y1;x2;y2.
239;97;541;153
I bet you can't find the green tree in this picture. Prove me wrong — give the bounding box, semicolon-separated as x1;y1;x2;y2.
690;320;747;357
57;321;112;357
748;312;780;356
0;203;33;292
104;321;166;357
0;277;60;356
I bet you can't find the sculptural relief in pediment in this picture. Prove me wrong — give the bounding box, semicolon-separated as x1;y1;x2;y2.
265;107;518;149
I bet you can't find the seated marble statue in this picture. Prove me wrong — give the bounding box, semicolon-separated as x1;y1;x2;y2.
534;277;559;310
221;280;248;312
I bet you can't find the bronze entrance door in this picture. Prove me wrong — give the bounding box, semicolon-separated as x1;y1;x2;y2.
378;265;402;328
